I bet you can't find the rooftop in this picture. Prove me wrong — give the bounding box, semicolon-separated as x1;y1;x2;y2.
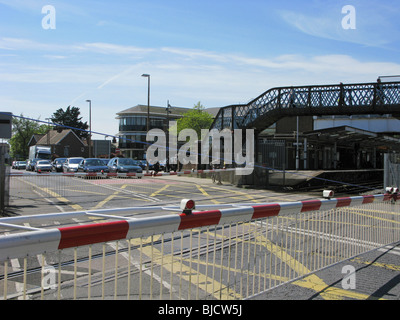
116;105;220;118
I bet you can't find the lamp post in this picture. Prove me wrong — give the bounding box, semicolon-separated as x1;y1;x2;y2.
141;74;150;172
86;100;92;158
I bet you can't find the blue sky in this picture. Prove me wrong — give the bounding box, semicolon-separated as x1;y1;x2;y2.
1;0;400;138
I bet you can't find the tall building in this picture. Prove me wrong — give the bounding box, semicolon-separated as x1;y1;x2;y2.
116;105;186;159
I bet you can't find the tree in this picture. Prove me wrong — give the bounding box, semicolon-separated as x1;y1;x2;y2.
51;106;88;139
9;115;50;159
176;102;213;138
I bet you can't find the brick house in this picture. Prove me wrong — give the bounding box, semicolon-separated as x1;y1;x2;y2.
28;129;88;159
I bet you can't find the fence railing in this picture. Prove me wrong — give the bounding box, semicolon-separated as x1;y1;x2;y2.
1;192;399;300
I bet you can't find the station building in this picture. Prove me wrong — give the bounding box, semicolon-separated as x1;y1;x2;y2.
258;114;400;171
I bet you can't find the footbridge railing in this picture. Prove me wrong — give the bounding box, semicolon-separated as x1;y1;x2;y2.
211;81;400;132
0;192;399;300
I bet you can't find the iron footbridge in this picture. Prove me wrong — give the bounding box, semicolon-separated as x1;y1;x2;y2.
211;81;400;134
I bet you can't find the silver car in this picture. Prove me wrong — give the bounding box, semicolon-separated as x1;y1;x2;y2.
35;160;53;172
63;157;84;173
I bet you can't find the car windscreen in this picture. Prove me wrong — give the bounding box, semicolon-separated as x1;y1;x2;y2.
69;158;83;164
85;159;104;166
37;161;51;165
118;158;135;165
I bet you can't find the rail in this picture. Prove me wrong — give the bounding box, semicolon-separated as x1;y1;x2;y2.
1;191;399;300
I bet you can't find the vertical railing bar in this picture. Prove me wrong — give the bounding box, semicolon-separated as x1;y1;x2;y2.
127;239;131;300
351;208;355;258
283;216;289;281
227;225;232;299
357;207;361;256
257;221;262;295
240;222;245;297
73;248;77;300
219;225;224;300
205;227;210;300
333;209;338;265
150;236;154;300
301;214;307;275
212;227;217;299
338;208;344;266
196;229;201;300
23;257;27;300
3;260;8;300
170;232;174;300
346;208;351;259
179;231;183;300
263;218;269;292
160;233;164;300
269;218;273;289
312;213;317;272
289;216;295;278
102;243;105;300
139;238;143;300
57;250;62;300
88;245;92;300
114;241;119;300
246;222;252;297
323;211;327;268
252;221;257;296
40;254;44;300
188;231;193;300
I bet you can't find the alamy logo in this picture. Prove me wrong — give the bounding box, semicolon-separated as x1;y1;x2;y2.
42;5;56;30
146;122;255;176
42;266;57;290
342;5;356;30
341;265;356;290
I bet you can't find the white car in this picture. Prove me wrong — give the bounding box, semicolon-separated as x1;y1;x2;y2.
35;160;53;172
63;157;84;172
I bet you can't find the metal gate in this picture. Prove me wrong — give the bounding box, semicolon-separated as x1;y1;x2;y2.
384;153;400;189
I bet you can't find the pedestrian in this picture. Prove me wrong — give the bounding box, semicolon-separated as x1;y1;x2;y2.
153;161;160;176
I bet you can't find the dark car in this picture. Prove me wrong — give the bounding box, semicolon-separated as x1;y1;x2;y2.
26;158;39;171
99;159;110;166
138;160;154;170
107;157;143;176
52;158;67;172
77;158;109;174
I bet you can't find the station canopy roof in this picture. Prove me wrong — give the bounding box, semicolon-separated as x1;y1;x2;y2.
303;126;400;152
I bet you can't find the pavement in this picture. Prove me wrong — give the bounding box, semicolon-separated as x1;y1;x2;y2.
250;243;400;300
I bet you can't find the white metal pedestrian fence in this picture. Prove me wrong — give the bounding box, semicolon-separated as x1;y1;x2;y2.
0;193;399;300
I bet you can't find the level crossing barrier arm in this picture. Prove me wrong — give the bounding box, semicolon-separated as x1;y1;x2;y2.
0;193;394;261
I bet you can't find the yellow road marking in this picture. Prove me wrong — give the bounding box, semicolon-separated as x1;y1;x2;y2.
199;224;382;300
92;185;128;210
208;185;261;203
150;184;170;197
40;187;83;211
196;185;221;204
351;257;400;272
129;236;242;300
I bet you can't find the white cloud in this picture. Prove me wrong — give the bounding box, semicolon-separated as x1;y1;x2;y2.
278;2;400;48
2;38;400;138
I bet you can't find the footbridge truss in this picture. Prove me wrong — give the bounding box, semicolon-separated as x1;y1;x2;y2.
211;81;400;134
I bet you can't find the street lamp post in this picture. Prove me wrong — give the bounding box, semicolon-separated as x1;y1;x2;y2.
142;74;150;172
86;100;92;158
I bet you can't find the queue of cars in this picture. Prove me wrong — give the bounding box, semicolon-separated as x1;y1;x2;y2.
12;157;145;175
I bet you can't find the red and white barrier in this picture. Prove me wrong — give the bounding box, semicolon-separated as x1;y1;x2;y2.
0;193;394;261
9;168;235;178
